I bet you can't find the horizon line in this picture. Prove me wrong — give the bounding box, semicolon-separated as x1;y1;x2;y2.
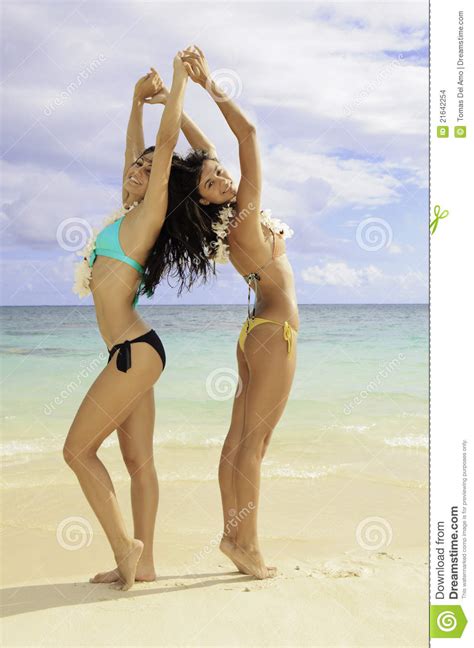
0;302;429;307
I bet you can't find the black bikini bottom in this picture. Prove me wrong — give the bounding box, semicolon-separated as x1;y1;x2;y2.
107;329;166;373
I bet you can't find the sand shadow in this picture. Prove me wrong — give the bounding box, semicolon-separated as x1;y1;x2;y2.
1;571;252;618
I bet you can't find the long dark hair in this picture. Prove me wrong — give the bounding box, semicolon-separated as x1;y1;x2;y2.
139;149;231;297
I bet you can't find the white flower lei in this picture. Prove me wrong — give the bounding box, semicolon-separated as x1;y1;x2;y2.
208;205;233;264
208;207;294;265
72;202;139;298
260;208;294;240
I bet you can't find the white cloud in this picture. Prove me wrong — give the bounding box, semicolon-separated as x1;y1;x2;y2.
264;146;409;208
388;243;403;254
343;220;361;228
302;261;383;287
301;260;427;301
396;268;428;295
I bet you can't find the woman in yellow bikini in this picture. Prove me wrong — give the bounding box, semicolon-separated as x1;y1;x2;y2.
178;47;299;579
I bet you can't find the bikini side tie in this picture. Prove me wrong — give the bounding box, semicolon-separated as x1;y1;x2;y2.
108;339;132;373
283;321;293;355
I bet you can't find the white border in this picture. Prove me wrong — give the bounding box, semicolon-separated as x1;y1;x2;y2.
430;0;473;643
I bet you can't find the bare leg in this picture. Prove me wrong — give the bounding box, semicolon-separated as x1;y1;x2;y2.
91;388;158;583
218;344;250;573
64;343;163;590
222;323;296;579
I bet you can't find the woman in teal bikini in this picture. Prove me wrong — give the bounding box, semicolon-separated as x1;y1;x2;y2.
65;52;215;590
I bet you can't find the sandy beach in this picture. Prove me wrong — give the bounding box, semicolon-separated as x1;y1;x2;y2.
1;449;428;647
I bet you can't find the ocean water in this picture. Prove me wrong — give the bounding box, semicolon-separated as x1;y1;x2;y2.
0;305;428;487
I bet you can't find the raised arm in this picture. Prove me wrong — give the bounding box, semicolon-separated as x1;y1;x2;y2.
182;47;262;240
139;54;188;239
145;87;217;157
122;70;163;206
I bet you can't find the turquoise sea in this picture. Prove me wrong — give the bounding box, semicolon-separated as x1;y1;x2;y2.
0;305;428;488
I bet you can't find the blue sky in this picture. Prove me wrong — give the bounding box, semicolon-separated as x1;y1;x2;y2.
0;1;428;305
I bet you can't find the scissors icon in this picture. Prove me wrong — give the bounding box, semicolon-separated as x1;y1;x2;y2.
430;205;449;235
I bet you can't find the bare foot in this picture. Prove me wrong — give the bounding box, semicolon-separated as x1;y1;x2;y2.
133;564;157;582
220;539;277;579
220;537;249;574
113;539;144;591
90;563;157;584
90;568;120;584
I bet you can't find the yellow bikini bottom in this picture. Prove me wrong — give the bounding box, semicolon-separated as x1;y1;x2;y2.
238;317;297;355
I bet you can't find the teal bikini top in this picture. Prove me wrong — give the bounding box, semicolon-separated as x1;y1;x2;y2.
88;216;145;308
